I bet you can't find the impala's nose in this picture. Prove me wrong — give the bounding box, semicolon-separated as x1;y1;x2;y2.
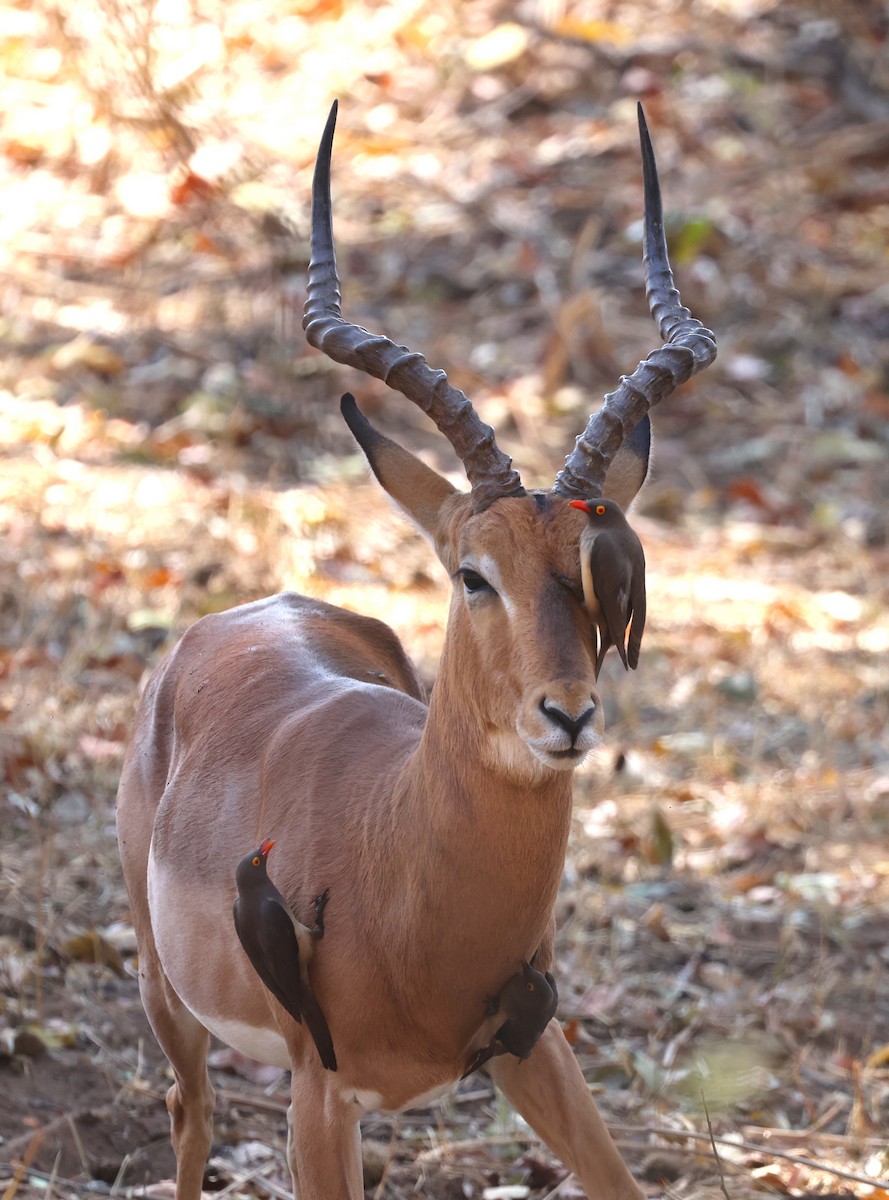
518;680;604;769
540;698;597;746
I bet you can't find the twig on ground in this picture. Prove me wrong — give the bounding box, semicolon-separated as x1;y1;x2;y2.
538;1171;575;1200
607;1122;889;1190
1;1129;45;1200
417;1133;541;1162
208;1158;291;1200
66;1114;90;1175
206;1156;277;1200
111;1152;133;1196
702;1092;731;1200
42;1151;61;1200
417;1122;889;1190
215;1087;288;1115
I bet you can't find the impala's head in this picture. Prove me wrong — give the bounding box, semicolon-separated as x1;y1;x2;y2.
303;102;716;780
445;490;602;773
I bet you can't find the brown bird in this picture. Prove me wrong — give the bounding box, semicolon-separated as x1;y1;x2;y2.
462;960;558;1078
570;498;646;677
233;839;337;1071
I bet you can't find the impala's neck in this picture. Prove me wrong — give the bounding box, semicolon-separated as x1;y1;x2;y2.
421;641;570;799
389;623;574;971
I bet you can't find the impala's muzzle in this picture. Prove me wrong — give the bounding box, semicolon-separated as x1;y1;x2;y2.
518;680;604;770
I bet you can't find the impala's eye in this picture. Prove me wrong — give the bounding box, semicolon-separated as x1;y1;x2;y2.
458;568;493;595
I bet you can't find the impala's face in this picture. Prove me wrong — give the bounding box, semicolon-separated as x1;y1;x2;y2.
443;494;603;775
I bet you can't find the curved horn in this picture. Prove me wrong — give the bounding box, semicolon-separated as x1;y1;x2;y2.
303;101;526;512
552;104;718;500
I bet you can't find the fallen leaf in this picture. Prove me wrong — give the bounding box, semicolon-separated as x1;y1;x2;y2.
561;1018;580;1045
550;17;632;44
750;1163;793;1192
643;806;674;867
171;171;218;205
519;1156;564;1190
21;1021;79;1050
725;477;769;509
464;23;528;70
12;1029;46;1059
142;566;176;590
50;336;126;376
61;931;127;977
866;1044;889;1069
641;902;671;942
79;734;125;762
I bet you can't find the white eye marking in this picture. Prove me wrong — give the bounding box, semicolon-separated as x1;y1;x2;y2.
476;554;516;619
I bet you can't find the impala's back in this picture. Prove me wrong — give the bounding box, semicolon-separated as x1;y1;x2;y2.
115;100;715;1200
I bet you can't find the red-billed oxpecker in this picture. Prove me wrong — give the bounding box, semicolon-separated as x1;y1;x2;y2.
570;498;647;677
233;839;337;1071
463;959;559;1078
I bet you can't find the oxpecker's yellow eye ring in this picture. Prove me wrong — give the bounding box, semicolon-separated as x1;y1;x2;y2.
252;855;261;867
526;982;535;991
595;504;606;515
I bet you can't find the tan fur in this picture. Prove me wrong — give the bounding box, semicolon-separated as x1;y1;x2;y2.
117;469;645;1200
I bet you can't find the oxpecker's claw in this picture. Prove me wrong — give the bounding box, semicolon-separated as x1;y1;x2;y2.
312;887;330;936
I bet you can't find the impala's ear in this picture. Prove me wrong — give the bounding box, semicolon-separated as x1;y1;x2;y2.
340;394;459;542
602;415;650;509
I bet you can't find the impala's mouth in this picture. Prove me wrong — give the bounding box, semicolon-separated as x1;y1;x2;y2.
527;741;597;772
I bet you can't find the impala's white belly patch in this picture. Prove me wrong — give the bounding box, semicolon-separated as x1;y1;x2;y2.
400;1080;455;1111
342;1080;453;1115
345;1089;384;1112
200;1015;291;1069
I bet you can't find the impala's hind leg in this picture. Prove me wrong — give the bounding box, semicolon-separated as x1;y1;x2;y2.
488;1021;642;1200
139;950;215;1200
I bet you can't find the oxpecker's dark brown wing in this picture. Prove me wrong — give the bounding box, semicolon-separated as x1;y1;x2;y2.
233;894;304;1025
258;897;337;1071
256;896;310;1021
626;566;646;670
590;532;629;670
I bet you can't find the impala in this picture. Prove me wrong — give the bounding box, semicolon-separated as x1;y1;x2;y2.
116;101;716;1200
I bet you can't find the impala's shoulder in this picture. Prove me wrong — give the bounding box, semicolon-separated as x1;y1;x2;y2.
189;591;426;700
173;592;346;646
298;602;427;702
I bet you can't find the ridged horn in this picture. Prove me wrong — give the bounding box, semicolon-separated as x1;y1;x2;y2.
552;104;718;500
303;100;526;513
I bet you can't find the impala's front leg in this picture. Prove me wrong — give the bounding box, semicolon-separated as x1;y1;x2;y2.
286;1069;363;1199
488;1021;643;1200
